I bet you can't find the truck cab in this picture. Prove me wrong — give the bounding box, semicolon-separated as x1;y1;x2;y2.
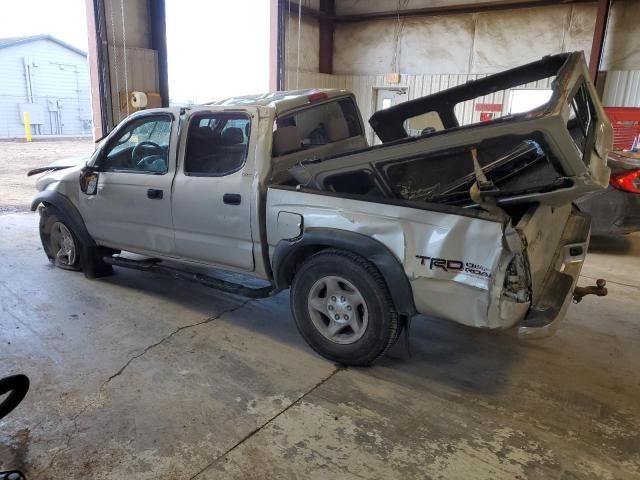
36;89;365;275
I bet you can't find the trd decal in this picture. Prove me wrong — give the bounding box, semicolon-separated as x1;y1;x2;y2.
416;255;463;271
416;255;491;278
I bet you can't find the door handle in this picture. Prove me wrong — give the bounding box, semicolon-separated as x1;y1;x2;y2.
147;188;163;199
223;193;241;205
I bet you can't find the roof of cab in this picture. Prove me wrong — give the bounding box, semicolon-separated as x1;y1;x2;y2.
213;89;352;116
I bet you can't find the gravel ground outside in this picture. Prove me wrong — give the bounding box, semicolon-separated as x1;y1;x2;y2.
0;140;94;213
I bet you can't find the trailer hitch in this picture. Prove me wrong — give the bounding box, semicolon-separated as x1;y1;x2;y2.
573;279;607;304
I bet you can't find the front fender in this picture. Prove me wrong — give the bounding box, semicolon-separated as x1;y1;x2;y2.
31;190;95;247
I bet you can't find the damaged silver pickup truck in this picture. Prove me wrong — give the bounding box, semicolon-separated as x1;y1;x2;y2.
31;52;610;365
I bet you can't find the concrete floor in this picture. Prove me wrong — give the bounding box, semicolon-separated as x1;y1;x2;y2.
1;211;639;479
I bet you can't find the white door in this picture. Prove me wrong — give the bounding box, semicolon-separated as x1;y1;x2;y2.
80;112;180;255
171;107;257;271
372;88;408;144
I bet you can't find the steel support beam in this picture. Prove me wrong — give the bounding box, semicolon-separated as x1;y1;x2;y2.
293;0;596;22
588;0;611;83
271;0;284;90
318;0;335;74
85;0;113;140
150;0;170;107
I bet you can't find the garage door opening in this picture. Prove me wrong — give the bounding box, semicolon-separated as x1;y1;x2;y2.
165;0;271;105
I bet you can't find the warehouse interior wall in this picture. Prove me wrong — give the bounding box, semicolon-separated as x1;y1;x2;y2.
332;1;640;75
282;0;640;141
283;0;640;76
601;0;640;71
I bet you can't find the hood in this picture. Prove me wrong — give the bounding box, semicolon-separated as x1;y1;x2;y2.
27;155;90;177
34;157;88;192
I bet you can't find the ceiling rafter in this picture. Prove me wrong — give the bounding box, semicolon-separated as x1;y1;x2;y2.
287;0;596;22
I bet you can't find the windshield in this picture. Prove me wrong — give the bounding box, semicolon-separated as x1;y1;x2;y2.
109;118;172;157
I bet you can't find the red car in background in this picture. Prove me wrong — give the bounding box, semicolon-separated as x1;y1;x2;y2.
577;108;640;235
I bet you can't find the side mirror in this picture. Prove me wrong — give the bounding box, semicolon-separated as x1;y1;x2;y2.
80;167;99;195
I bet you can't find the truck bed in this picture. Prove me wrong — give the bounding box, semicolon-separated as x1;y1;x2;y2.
266;184;588;335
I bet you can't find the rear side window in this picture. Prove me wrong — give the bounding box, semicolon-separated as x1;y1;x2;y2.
185;113;250;176
272;98;362;157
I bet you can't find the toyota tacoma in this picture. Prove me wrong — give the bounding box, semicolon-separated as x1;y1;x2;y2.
30;52;611;365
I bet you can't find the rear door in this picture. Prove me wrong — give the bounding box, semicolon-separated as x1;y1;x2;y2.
80;110;180;254
171;107;257;271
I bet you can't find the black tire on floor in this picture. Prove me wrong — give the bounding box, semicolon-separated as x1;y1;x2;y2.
0;374;29;421
290;248;399;366
38;205;113;277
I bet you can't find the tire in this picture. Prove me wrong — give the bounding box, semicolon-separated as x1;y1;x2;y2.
39;205;113;278
290;249;399;366
39;205;82;271
0;374;29;421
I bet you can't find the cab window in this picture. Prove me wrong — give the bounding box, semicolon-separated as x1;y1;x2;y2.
185;113;250;176
101;115;172;173
272;98;362;157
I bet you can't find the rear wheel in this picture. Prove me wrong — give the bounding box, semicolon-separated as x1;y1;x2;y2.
290;249;399;366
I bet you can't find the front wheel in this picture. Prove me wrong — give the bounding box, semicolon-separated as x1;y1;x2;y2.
39;205;113;277
40;206;82;270
290;249;399;366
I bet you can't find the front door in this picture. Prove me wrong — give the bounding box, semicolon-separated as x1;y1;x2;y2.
80;111;180;255
171;108;256;271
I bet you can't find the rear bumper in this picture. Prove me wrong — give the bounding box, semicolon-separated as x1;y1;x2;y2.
517;209;591;339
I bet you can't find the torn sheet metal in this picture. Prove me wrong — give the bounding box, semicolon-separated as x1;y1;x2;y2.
289;52;612;209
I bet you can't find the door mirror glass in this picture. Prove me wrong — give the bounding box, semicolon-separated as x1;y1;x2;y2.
80;169;99;195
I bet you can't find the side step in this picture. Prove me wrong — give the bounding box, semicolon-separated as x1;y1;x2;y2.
103;256;275;299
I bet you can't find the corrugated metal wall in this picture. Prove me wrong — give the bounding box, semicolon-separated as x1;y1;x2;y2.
285;69;553;143
0;39;91;137
602;71;640;107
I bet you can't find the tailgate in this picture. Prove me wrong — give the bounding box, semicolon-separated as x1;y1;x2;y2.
515;203;590;338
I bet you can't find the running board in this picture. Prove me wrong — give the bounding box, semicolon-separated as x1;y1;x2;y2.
103;256;275;299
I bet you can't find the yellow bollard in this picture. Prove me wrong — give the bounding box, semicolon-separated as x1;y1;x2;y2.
23;111;32;142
